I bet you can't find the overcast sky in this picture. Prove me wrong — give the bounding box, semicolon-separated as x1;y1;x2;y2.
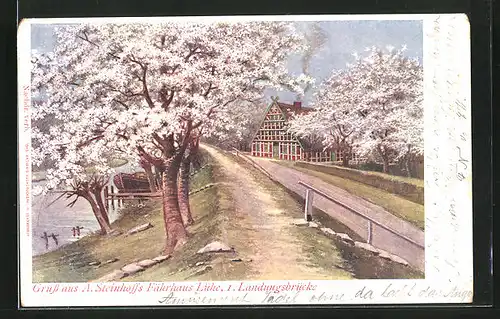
31;19;422;105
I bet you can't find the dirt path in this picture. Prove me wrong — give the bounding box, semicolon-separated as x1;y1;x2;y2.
202;145;352;280
248;156;425;272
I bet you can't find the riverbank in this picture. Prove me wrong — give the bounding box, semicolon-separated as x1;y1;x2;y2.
32;158;219;282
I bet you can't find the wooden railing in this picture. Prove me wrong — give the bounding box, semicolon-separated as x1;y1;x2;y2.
299;181;424;249
104;185;160;209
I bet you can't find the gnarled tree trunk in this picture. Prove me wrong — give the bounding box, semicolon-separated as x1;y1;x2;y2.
82;191;112;235
145;165;158;193
161;155;188;255
178;154;194;226
178;136;199;226
92;187;110;225
140;157;158;193
137;129;194;255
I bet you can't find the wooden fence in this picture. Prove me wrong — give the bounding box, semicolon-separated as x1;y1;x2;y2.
104;185;161;209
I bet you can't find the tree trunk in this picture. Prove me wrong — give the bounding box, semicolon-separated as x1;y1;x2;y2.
405;147;413;178
144;165;158;193
382;157;390;174
161;156;188;255
405;157;412;177
341;147;350;167
92;187;110;225
83;192;112;235
377;144;390;174
154;166;162;190
178;157;194;226
342;156;349;167
140;158;158;193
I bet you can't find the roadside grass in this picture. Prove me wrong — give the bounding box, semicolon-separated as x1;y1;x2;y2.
275;160;424;230
229;153;423;279
328;162;424;188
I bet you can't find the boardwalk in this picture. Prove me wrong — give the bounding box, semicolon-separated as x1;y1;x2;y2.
246;155;425;272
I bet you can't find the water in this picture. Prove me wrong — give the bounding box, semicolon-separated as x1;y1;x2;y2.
31;162;137;256
31;185;122;256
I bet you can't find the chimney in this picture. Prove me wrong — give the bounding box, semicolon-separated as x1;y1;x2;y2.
293;101;302;109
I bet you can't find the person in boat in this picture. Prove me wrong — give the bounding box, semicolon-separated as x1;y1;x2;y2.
49;233;59;246
40;232;49;249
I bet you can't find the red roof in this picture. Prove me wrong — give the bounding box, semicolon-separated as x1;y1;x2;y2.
277;102;313;120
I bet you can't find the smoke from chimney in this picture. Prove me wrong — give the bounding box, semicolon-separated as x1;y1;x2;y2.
297;22;328;101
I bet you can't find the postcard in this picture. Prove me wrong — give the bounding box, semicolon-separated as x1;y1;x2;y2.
17;13;473;307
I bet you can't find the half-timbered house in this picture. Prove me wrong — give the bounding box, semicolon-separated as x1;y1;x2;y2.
250;98;335;162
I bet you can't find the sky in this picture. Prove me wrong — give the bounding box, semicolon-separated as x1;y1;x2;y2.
31;19;422;106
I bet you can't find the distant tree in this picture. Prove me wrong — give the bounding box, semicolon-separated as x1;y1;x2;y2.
352;46;423;174
203;98;266;151
289;46;423;174
288;68;360;167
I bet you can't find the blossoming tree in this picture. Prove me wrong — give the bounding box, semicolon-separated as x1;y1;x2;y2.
352;46;423;173
31;51;132;235
289;46;423;174
32;20;309;254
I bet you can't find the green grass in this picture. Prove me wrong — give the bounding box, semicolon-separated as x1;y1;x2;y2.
327;163;424;188
276;161;424;230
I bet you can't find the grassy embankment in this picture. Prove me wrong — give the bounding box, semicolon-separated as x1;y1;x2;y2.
32;153;253;283
275;161;425;230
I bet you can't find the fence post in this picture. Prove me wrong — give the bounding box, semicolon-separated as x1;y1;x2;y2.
110;185;115;209
104;186;109;209
304;189;314;221
367;220;373;244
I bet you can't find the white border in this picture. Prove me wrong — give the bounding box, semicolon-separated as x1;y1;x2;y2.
18;13;473;307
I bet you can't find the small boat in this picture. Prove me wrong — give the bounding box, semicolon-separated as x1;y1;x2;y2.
113;172;150;193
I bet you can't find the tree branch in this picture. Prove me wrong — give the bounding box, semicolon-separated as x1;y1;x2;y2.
127;55;155;108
